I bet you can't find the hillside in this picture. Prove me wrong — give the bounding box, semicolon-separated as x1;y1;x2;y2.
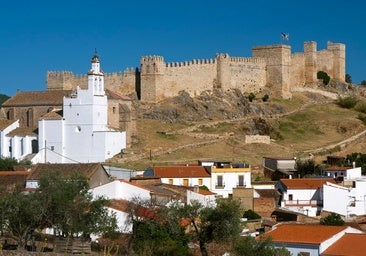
107;86;366;171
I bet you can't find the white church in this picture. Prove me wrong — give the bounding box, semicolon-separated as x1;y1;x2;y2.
1;54;126;163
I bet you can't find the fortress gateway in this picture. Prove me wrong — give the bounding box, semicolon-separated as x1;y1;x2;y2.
46;41;345;102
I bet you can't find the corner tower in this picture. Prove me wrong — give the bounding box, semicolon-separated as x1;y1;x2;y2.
140;56;165;102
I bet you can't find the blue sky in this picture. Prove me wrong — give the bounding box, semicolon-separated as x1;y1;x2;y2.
1;0;365;97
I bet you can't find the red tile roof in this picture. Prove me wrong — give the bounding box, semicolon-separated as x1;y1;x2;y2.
27;163;105;179
263;223;347;245
280;178;335;189
6;127;38;137
324;166;351;172
0;171;30;194
322;233;366;256
152;166;211;178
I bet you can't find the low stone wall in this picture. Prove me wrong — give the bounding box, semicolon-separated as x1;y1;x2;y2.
245;135;270;144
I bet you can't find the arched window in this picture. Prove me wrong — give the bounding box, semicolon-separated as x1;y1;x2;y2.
26;108;33;127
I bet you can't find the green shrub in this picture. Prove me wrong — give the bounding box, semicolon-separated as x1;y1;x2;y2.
337;96;358;109
248;93;256;102
262;94;269;102
355;101;366;113
243;209;261;220
357;113;366;124
317;71;330;85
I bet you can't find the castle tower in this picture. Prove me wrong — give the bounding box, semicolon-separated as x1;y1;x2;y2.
87;54;105;96
216;53;231;89
304;41;318;85
252;44;292;99
140;56;165;102
46;71;74;90
327;41;346;81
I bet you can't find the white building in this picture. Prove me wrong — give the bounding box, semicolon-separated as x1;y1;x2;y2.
32;54;126;163
276;178;336;216
323;166;362;180
323;179;366;218
0;119;38;160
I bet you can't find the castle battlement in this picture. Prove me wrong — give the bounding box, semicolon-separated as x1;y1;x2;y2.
165;58;216;67
47;40;346;103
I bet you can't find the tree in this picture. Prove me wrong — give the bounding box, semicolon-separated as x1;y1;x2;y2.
296;159;322;177
0;157;31;171
0;191;44;250
37;170;117;239
173;198;242;256
317;71;330;85
361;80;366;86
320;212;345;226
128;198;191;256
230;236;290;256
248;93;256;102
243;209;261;220
345;73;352;83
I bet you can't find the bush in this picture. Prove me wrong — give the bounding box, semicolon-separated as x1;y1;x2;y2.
262;94;269;102
248;93;255;102
357;113;366;124
361;80;366;86
355;101;366;113
320;212;345;226
243;209;261;220
345;74;352;83
317;71;330;85
337;96;358;109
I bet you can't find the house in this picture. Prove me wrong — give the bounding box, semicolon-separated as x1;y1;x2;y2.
262;156;296;180
0;170;30;195
145;165;212;188
276;178;336;216
91;178;216;234
323;166;362;180
262;223;363;256
209;161;251;197
0;119;38;160
321;233;366;256
26;163;110;189
323;178;366;218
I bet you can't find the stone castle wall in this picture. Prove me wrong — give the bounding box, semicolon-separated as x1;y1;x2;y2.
46;41;345;103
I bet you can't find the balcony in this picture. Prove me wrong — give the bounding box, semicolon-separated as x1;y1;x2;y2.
284;200;322;207
215;183;225;189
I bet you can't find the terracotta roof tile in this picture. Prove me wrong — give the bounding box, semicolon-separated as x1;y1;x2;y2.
0;119;17;130
263;223;347;245
105;89;131;101
6;127;38;137
28;163;105;180
0;171;30;194
280;178;335;189
2;90;71;106
322;233;366;256
39;109;63;120
152;166;211;178
324;166;351;172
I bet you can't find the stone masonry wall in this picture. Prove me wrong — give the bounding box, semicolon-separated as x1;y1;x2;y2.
46;41;345;102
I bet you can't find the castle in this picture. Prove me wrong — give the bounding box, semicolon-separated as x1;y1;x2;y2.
46;41;345;102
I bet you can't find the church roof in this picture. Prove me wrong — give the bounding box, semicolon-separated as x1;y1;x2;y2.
105;89;131;101
6;127;38;137
0;119;17;130
39;109;63;120
2;90;71;107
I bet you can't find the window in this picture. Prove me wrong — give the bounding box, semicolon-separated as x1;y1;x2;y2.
289;194;293;201
113;106;116;113
216;175;224;188
198;178;203;186
169;179;173;185
183;179;189;186
50;146;55;151
238;175;244;187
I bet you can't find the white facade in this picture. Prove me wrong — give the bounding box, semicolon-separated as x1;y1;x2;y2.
0;120;38;160
324;167;362;179
210;165;252;197
323;179;366;218
33;54;126;163
161;176;211;188
186;189;216;207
